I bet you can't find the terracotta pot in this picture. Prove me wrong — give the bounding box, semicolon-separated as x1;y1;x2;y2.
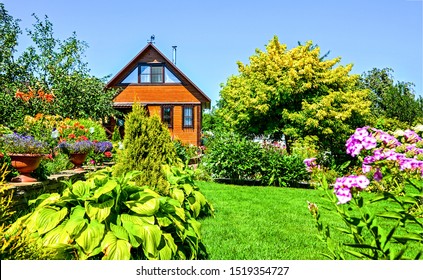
69;153;88;171
8;153;43;183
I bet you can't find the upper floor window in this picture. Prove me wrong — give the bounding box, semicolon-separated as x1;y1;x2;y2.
120;63;181;84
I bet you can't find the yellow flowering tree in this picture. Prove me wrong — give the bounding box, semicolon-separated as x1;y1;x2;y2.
217;36;372;160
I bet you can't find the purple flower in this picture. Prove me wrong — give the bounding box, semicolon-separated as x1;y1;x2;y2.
353;127;369;141
373;168;383;181
362;164;371;173
94;141;113;153
356;175;370;189
333;174;370;204
404;129;422;144
335;188;352;204
1;133;48;154
362;135;377;150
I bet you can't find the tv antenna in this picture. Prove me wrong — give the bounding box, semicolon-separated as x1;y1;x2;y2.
147;34;155;44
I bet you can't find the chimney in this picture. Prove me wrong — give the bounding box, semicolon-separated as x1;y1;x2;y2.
172;46;177;65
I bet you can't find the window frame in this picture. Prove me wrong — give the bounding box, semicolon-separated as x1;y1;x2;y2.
161;105;174;128
182;105;194;129
119;63;181;85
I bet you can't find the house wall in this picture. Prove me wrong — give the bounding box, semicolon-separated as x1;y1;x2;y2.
113;85;199;103
148;105;201;146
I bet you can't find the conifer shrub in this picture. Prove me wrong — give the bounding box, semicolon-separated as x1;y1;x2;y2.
113;103;179;194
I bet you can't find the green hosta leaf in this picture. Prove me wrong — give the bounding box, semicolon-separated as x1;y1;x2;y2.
120;213;155;225
75;220;105;255
170;188;185;204
85;199;114;222
122;220;142;248
110;223;129;241
71;181;92;199
42;223;71;246
34;193;62;209
188;219;202;237
182;184;193;195
123;222;162;259
101;232;132;260
157;215;173;227
174;207;186;221
36;207;68;235
125;194;160;216
158;233;177;260
28;193;52;206
64;206;88;237
193;191;206;206
189;200;201;218
92;179;118;199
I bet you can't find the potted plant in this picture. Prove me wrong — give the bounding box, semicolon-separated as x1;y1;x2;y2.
58;140;94;170
0;133;49;182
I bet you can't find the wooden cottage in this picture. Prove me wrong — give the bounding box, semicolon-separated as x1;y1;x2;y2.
106;43;211;146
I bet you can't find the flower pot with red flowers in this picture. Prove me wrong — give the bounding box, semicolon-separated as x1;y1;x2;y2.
0;133;48;182
58;140;94;171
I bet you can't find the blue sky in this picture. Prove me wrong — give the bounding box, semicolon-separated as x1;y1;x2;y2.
3;0;422;106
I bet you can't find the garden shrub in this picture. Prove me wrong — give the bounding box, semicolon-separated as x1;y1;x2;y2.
6;167;211;260
113;103;179;195
201;132;309;186
173;139;198;165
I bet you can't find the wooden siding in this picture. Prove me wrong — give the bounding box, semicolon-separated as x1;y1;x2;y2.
113;85;199;103
148;105;200;146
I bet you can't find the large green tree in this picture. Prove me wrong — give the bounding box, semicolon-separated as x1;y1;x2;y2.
0;5;117;127
359;67;423;127
216;36;371;157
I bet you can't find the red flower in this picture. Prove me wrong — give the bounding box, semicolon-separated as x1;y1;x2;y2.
104;151;112;158
68;134;76;139
80;136;88;141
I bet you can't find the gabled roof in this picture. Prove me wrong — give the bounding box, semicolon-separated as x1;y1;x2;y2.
106;43;211;108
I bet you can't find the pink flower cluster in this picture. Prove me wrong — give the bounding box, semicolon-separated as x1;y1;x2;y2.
303;157;318;172
334;175;370;204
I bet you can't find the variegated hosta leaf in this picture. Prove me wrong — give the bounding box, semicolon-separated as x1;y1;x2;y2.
64;208;88;238
36;207;68;235
120;213;155;225
125;193;160;216
75;219;105;256
92;179;118;199
85;199;114;222
101;231;132;260
158;233;177;260
170;188;184;204
110;223;129;241
71;181;91;199
42;223;71;246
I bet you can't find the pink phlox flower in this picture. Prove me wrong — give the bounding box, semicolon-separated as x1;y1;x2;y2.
346;140;363;157
362;135;377;150
399;158;413;170
404;129;422;144
372;148;385;161
335;188;352;204
343;175;358;188
353;127;369;141
373;168;383;181
362;164;371;173
363;155;375;164
383;150;398;161
356;175;370;189
303;158;317;172
334;177;345;191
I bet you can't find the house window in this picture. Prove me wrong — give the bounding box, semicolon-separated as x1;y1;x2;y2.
183;106;194;128
120;64;181;84
162;106;173;128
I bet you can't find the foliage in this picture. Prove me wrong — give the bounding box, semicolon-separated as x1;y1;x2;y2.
359;67;423;126
201;131;309;186
6;167;211;260
0;6;117;128
88;141;114;165
216;36;371;157
113;103;179;194
0;163;67;260
307;126;423;260
173;139;199;165
0;133;49;154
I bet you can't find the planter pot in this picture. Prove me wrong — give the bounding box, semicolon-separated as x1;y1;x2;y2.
69;153;88;171
8;153;44;183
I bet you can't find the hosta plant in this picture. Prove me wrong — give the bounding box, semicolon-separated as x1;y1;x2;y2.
6;167;212;260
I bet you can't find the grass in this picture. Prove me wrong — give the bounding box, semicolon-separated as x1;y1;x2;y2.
197;181;423;260
197;181;336;260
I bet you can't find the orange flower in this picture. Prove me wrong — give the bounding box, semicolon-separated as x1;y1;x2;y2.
68;134;76;139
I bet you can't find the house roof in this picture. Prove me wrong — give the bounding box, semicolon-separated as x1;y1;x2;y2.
106;43;211;108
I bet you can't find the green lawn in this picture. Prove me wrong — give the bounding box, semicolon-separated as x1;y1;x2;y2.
197;181;336;260
197;181;423;260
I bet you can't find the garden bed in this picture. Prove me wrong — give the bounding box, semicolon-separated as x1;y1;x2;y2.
2;165;110;210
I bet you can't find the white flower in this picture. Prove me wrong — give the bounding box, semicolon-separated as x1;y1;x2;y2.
51;130;59;138
393;129;405;137
89;127;95;134
118;141;124;150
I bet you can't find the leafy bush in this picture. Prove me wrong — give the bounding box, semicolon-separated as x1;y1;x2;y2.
113;103;178;194
201;132;309;186
173;139;198;165
6;167;212;260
